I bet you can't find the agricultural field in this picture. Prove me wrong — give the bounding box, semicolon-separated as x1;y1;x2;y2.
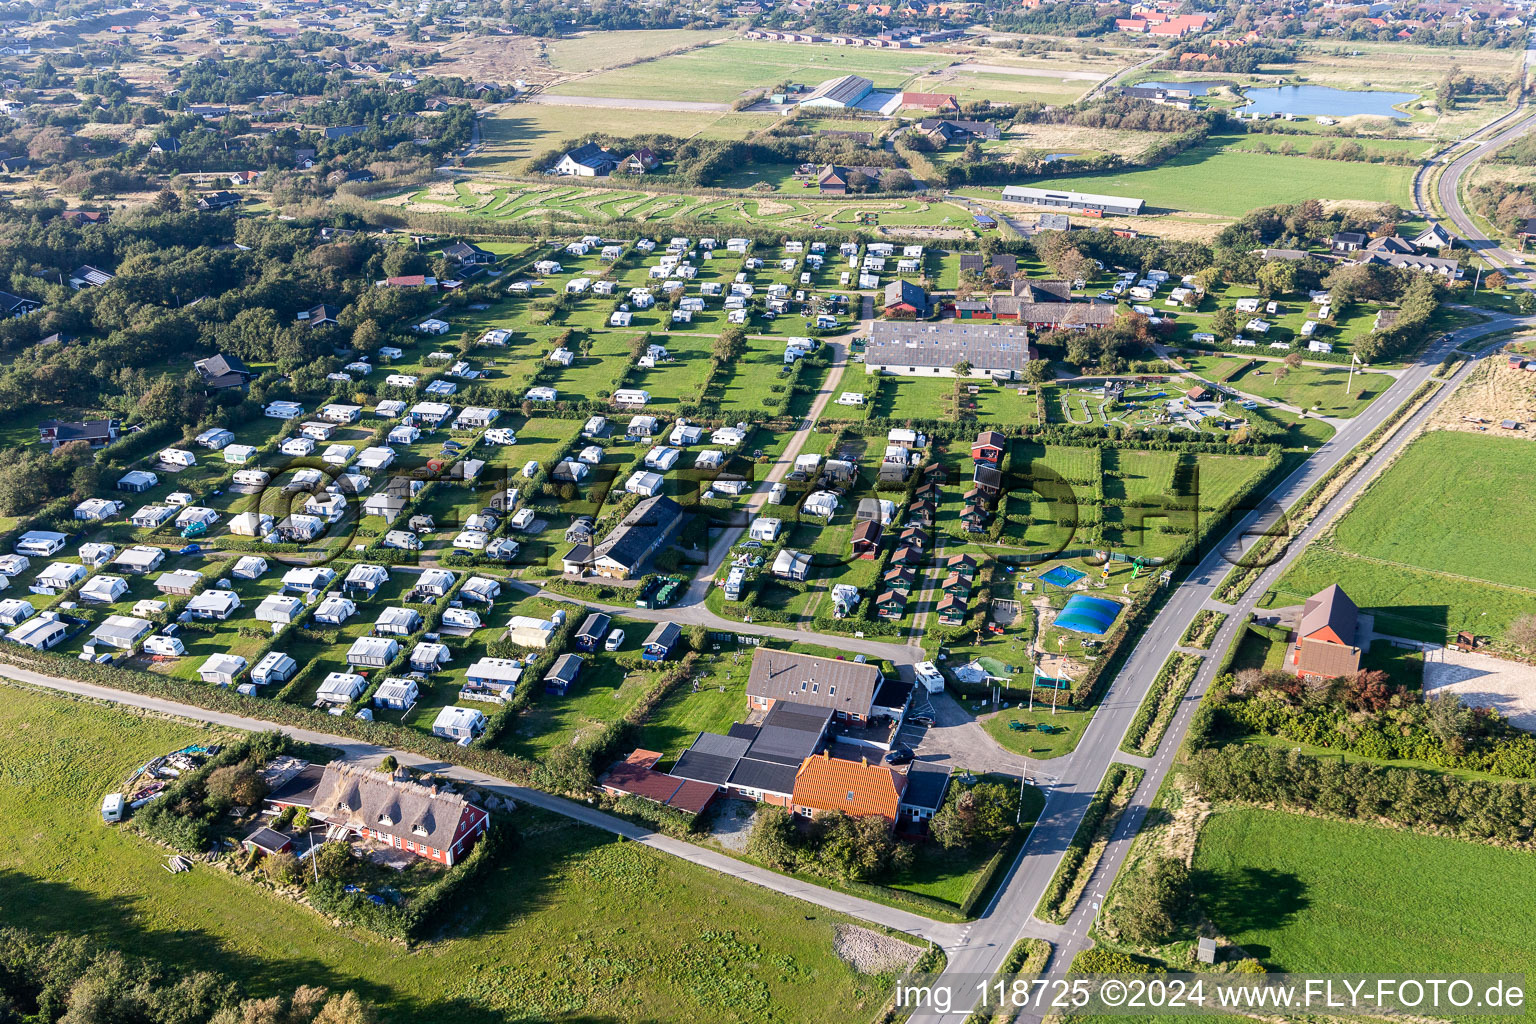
0;685;903;1024
1194;807;1536;980
545;40;955;103
1014;136;1417;219
1262;431;1536;643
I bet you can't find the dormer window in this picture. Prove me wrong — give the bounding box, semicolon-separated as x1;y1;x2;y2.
829;685;836;696
412;824;429;837
377;812;394;827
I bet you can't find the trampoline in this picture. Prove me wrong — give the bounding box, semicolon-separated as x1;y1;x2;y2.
1056;594;1122;635
1040;565;1087;588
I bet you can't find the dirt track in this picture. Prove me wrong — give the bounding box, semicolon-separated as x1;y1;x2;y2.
526;94;731;112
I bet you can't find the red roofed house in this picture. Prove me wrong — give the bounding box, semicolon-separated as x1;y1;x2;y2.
791;750;907;826
901;91;959;113
1290;584;1362;681
619;148;660;175
971;430;1006;465
598;749;717;817
282;761;491;867
851;518;883;559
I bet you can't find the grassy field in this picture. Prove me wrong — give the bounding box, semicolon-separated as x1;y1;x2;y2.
1194;806;1536;982
546;39;954;103
0;684;912;1024
1263;431;1536;642
1328;431;1536;589
1220;359;1394;417
468;106;780;171
1018;136;1416;218
542;29;730;73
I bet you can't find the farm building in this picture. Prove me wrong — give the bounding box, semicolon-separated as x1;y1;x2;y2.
1001;185;1144;217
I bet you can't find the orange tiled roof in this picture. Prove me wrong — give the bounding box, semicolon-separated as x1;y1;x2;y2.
792;751;906;821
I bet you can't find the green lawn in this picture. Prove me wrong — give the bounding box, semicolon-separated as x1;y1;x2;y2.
0;683;914;1024
1018;135;1416;218
980;704;1094;760
1220;360;1393;418
1194;806;1536;984
1329;431;1536;589
545;39;953;103
1264;431;1536;643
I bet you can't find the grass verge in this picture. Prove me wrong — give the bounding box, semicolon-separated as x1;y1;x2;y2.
1120;652;1202;758
1035;763;1145;925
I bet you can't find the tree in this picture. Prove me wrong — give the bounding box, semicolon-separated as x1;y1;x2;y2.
378;754;398;773
815;812;910;882
1114;856;1190;945
1210;308;1238;340
845;170;874;193
206;763;267;807
1283;351;1303;369
313;990;375;1024
952;360;973;377
1485;271;1508;291
882;169;915;192
1256;259;1299;297
930;782;1018;849
1021;360;1051;384
746;806;800;869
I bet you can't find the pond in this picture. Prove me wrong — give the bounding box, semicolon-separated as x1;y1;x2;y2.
1042;152;1079;162
1241;84;1418;119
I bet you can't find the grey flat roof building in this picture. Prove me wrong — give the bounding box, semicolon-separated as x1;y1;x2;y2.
865;321;1031;377
1002;185;1143;217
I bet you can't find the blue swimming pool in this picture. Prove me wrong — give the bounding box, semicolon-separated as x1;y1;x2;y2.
1040;565;1087;588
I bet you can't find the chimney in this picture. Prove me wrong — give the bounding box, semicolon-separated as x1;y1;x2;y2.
862;756;869;766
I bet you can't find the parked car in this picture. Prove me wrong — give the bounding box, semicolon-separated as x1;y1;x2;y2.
884;746;914;766
604;629;626;652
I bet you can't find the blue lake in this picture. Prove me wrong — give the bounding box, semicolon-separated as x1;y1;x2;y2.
1241;84;1418;119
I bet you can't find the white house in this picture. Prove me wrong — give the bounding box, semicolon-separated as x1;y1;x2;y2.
232;555;267;579
114;546;164;575
199;653;247;685
314;594;357;625
187;589;241;621
373;677;419;711
255;593;304;625
645;446;680;471
375;606;422;636
347;635;398;668
79;575;129;603
251;651;297;686
432;705;487;742
626;471;664;497
315;671;366;706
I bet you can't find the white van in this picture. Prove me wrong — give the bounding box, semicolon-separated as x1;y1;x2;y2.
101;793;124;823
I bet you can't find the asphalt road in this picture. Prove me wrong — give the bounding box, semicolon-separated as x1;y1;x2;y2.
912;310;1525;1021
